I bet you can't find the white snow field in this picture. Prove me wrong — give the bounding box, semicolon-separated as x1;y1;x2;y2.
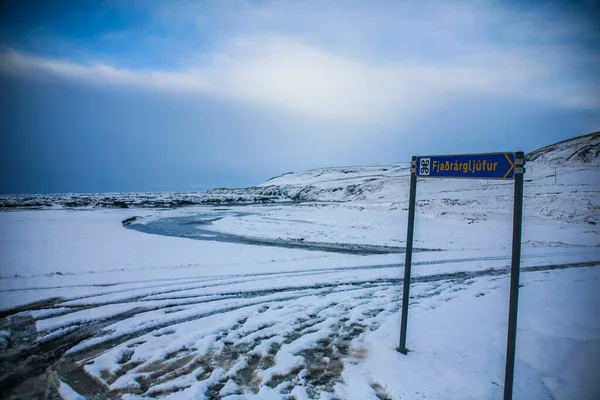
0;132;599;399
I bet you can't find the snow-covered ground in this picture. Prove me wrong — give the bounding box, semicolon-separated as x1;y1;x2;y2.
0;133;599;399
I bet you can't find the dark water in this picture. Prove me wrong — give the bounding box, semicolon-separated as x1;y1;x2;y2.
125;210;408;255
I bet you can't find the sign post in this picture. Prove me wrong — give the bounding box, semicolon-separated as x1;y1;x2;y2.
398;151;525;400
503;151;524;400
398;156;417;355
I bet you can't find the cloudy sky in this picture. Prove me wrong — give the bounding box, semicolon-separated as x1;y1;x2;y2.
1;0;599;193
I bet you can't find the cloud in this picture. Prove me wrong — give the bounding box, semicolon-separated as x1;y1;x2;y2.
0;49;211;94
1;0;599;125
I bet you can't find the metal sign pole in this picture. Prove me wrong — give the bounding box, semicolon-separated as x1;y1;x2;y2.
399;156;417;354
503;151;525;400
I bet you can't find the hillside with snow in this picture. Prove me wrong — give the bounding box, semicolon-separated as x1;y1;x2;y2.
526;131;600;164
257;131;600;201
186;132;598;252
1;132;599;209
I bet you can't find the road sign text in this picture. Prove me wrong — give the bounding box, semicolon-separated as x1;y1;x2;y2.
416;153;516;180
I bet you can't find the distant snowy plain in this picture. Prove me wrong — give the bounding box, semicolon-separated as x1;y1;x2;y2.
1;133;599;399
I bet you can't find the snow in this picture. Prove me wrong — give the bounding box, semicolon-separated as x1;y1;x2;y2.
58;379;87;400
1;132;599;399
219;379;240;397
0;209;342;280
337;267;600;400
36;303;143;333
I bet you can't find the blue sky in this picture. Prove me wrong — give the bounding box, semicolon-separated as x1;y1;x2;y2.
1;0;599;194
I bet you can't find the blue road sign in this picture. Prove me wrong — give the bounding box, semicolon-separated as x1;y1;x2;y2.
416;153;516;180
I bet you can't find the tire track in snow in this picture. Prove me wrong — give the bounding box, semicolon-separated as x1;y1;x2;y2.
0;249;582;297
0;260;598;399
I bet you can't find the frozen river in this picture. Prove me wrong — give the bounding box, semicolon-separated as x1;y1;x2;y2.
125;209;412;255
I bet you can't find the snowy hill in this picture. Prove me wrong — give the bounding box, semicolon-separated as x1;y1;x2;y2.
256;131;600;202
526;131;600;164
180;131;598;252
0;132;598;208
